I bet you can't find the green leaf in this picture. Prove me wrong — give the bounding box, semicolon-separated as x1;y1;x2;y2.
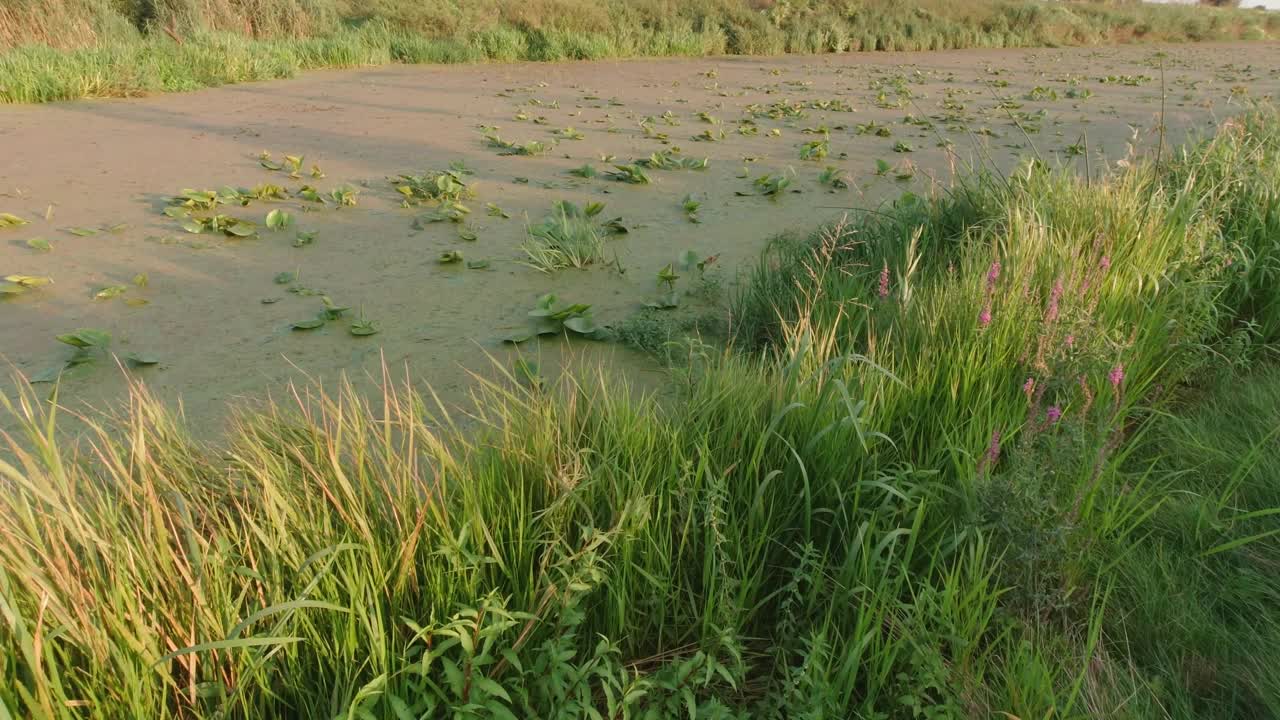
25;237;51;252
297;186;324;203
485;203;510;219
265;209;294;230
94;285;128;300
4;274;53;288
0;283;26;296
127;353;160;366
273;271;296;285
457;226;478;242
291;317;326;330
438;251;464;264
55;328;111;348
466;259;490;270
562;316;599;334
320;296;350;320
68;227;98;237
350;319;379;336
29;363;67;383
223;220;257;238
294;230;317;247
131;273;148;287
0;213;29;228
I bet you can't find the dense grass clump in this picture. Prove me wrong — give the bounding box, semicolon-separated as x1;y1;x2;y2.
2;0;1279;102
2;112;1279;718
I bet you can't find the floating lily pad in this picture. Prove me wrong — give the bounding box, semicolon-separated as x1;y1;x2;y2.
290;317;325;330
56;328;111;349
95;285;128;300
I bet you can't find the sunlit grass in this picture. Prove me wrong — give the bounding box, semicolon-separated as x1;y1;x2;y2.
1;110;1278;718
3;0;1278;102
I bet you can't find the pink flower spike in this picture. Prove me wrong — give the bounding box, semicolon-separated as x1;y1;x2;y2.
1100;256;1111;271
879;262;890;299
979;303;992;328
1109;363;1125;389
1046;280;1064;323
1023;377;1036;399
986;261;1001;291
1046;406;1063;424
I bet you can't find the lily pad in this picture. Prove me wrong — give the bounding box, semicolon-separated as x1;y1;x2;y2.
56;328;111;349
350;319;379;336
265;209;294;230
290;317;326;331
95;285;128;300
29;364;66;384
25;237;51;252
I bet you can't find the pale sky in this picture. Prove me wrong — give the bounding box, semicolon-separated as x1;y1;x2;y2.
1149;0;1280;10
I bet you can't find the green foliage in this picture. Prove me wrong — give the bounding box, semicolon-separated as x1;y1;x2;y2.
485;133;552;156
6;0;1274;103
393;168;474;206
0;212;30;228
504;292;606;342
604;163;651;184
737;171;793;199
798;139;829;161
4;96;1280;720
520;200;623;271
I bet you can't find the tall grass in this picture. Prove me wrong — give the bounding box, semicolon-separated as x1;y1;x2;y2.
2;111;1279;718
2;0;1278;102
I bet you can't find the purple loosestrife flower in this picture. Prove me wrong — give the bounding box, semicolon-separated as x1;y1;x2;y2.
1100;255;1111;272
1023;377;1036;400
879;262;890;299
979;302;992;328
1046;406;1063;424
1045;279;1064;323
986;261;1001;292
1109;363;1125;389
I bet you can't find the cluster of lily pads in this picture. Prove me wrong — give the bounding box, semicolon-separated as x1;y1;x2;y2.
3;54;1209;389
